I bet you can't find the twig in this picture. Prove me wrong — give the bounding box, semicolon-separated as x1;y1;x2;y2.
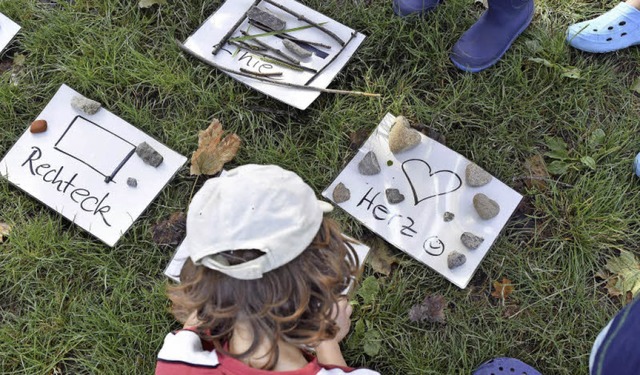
229;41;317;73
234;40;266;51
512;176;574;188
247;20;331;49
305;31;357;85
262;0;345;46
176;39;381;97
240;68;283;77
240;30;300;65
211;0;262;55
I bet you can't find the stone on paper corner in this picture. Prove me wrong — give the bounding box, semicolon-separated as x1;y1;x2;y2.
447;251;466;269
473;193;500;220
71;95;102;115
388;116;421;154
358;151;381;175
136;142;163;167
465;162;492;187
332;182;351;203
460;232;484;250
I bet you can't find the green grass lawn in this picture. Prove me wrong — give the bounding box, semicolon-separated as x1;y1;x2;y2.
1;0;639;373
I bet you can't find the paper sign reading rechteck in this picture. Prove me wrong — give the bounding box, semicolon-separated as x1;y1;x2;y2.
182;0;365;110
0;84;187;247
322;113;522;289
0;12;20;53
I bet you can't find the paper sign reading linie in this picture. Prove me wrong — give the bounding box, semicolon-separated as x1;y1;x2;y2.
0;84;187;247
182;0;365;110
0;13;20;53
322;113;522;289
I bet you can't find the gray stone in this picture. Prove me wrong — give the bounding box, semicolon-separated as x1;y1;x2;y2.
282;39;312;58
388;116;421;154
247;6;286;31
71;95;102;115
332;182;350;203
136;142;163;167
385;188;404;204
473;193;500;220
127;177;138;188
466;163;492;187
461;232;484;250
443;212;455;222
358;151;380;175
447;251;466;269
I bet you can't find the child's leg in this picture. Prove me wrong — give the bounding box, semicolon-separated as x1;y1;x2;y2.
450;0;535;72
566;1;640;53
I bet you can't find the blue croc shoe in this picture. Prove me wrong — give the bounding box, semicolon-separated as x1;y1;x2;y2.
473;357;541;375
450;0;534;72
567;3;640;53
393;0;441;17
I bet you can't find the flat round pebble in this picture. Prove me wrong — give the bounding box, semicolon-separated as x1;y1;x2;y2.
473;193;500;220
30;119;48;134
333;182;350;203
461;232;484;250
447;251;466;269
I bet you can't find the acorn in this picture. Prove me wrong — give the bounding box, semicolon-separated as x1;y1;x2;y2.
30;119;48;134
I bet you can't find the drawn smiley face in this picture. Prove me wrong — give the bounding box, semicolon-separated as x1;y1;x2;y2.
423;236;445;256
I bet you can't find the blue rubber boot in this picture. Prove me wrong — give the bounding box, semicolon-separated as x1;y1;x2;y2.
450;0;534;72
393;0;441;17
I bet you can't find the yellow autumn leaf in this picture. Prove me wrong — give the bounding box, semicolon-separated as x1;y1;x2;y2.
190;119;241;176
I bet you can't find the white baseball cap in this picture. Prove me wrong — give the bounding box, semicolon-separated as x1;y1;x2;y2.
184;164;333;280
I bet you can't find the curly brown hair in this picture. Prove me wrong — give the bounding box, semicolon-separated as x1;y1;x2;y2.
167;217;360;369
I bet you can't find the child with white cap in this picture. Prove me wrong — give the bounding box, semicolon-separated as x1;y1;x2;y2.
155;164;379;374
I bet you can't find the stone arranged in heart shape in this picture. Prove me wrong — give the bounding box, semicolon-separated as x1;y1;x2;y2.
401;159;462;205
385;188;404;204
473;193;500;220
388;116;421;154
358;151;381;175
333;182;351;203
465;163;492;187
447;251;466;269
461;232;484;250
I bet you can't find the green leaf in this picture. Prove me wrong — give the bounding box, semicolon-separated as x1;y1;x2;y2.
547;160;570;175
544;150;570;161
544;136;568;153
138;0;167;8
357;276;379;305
580;156;596;170
589;129;606;147
529;58;581;79
363;329;382;356
605;250;640;299
560;67;581;79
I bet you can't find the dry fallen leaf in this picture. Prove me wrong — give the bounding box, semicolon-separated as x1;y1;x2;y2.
151;212;187;246
367;238;399;276
0;222;11;243
602;250;640;300
491;278;514;300
523;154;550;190
408;294;447;323
190;119;241;176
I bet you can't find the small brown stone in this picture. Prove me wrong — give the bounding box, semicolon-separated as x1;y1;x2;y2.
30;119;48;134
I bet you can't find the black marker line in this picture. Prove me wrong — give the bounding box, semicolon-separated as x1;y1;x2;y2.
104;147;136;183
401;159;463;206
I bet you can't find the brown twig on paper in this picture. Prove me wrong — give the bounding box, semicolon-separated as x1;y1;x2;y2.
176;39;380;97
305;31;357;85
240;30;300;65
261;0;345;46
211;0;262;55
247;20;331;49
228;41;318;73
239;68;283;77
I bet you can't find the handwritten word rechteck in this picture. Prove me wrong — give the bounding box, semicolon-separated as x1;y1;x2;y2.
21;146;112;227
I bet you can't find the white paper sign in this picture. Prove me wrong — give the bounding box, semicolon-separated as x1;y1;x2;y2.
0;12;20;53
0;84;187;247
182;0;365;110
322;113;523;289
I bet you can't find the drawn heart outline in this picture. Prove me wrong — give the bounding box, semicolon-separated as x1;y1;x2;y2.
401;159;462;205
